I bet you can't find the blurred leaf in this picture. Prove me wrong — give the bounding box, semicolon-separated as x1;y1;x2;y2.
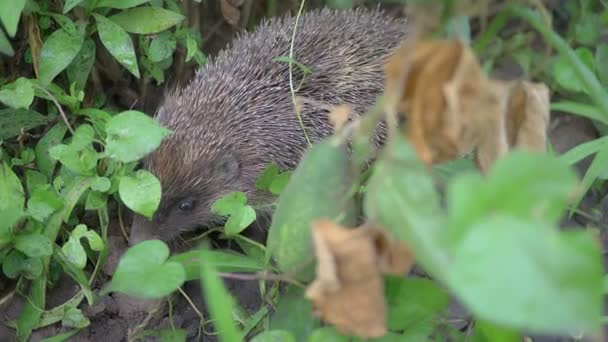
573;13;600;46
364;135;448;277
0;163;24;236
95;0;150;9
0;108;50;140
109;7;185;34
159;328;186;342
27;187;63;222
552;47;595;94
384;277;449;332
66;37;96;93
267;138;356;282
25;170;47;194
85;190;107;210
105;110;171;163
14;233;53;258
93;14;140;78
169;249;266;281
308;327;348;342
0;77;34;109
199;250;242;341
35;123;68;179
0;0;26;36
595;43;608;86
447;215;603;334
269;285;318;340
448;152;578;241
119;170;161;219
2;250;42;279
63;0;86;13
61;307;89;328
471;321;520;342
39;27;84;86
91;176;111;192
103;239;185;298
251;330;296;342
550;101;608;125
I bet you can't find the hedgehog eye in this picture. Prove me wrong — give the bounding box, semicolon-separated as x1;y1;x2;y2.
177;200;194;212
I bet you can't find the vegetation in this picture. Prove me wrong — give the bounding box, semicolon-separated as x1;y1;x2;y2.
0;0;607;341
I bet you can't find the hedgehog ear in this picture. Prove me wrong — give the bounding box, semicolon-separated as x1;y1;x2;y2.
217;153;241;182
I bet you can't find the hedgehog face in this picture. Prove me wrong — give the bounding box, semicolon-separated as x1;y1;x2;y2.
129;153;244;246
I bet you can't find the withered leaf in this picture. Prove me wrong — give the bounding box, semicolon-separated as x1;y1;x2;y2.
384;38;550;174
305;219;414;339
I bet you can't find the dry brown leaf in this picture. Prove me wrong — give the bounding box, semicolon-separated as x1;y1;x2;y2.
328;104;352;132
305;219;414;339
26;14;42;78
220;0;241;27
504;80;550;151
384;38;550;173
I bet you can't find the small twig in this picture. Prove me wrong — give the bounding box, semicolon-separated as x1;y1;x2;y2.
117;203;130;243
217;271;305;288
288;0;312;146
35;85;75;135
177;287;205;323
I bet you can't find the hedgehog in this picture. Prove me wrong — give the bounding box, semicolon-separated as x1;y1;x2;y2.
128;7;408;245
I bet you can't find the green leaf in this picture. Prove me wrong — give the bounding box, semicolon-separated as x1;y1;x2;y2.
448;215;602;335
27;187;64;222
595;43;608;86
169;249;266;281
574;13;600;46
364;135;448;277
14;233;53;258
105;110;171;163
35;123;69;179
49;125;100;175
95;0;150;9
103;239;185;298
91;176;111;192
0;108;50;140
62;224;103;269
269;285;317;340
471;321;520;342
148;31;176;63
93;14;140;79
559;135;608;166
61;307;90;328
119;170;161;219
448;152;578;240
0;163;24;235
25;170;48;194
63;0;86;13
2;250;42;279
308;327;348;341
199;250;242;342
0;0;27;36
384;276;449;332
39;27;85;86
225;206;256;235
185;34;198;62
159;328;187;342
85;191;107;210
255;163;280;190
109;7;185;34
66;37;96;93
251;330;296;342
552;47;595;94
212;192;247;215
550;101;608;125
267;138;356;281
0;77;34;109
